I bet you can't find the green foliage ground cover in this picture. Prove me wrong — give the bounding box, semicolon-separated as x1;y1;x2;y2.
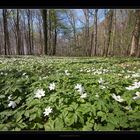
0;56;140;131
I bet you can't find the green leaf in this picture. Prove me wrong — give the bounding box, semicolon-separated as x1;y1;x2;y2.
97;111;104;117
67;106;74;112
26;99;40;108
77;112;84;125
24;110;30;118
14;127;21;131
36;108;42;118
105;123;115;130
74;114;78;123
44;119;55;131
0;95;5;99
97;111;107;122
0;124;5;129
82;121;94;131
62;110;68;118
54;117;64;130
16;114;22;123
107;115;119;126
36;123;43;129
29;113;37;121
70;102;78;110
78;103;92;115
65;113;75;126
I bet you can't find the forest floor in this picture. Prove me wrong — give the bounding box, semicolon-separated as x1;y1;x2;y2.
0;56;140;130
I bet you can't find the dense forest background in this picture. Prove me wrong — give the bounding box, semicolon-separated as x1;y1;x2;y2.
0;9;140;57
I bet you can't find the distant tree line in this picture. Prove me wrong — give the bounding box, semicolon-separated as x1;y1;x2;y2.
0;9;140;57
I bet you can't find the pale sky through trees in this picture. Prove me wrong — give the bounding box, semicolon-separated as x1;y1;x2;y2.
0;9;139;57
74;9;105;28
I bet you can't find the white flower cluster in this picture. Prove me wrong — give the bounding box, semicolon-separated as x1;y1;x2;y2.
93;71;102;75
133;92;140;100
1;72;8;75
75;84;84;95
98;78;104;84
65;70;70;76
126;81;140;90
34;83;56;99
100;85;106;89
8;101;17;108
49;82;56;90
127;70;135;73
0;72;4;75
124;75;130;79
34;89;45;99
79;67;111;75
8;95;12;100
95;93;99;98
7;95;17;108
22;73;26;76
111;93;124;102
123;106;132;111
43;107;53;116
75;84;87;99
132;73;140;78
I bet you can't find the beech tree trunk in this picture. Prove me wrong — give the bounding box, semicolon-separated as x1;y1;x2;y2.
41;9;48;55
3;9;10;55
105;10;114;57
94;9;98;56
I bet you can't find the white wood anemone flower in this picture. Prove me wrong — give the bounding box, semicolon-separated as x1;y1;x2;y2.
122;106;132;111
8;95;12;100
135;91;140;96
98;78;104;84
126;81;140;90
133;92;140;100
75;84;84;95
95;94;99;98
133;81;140;87
77;87;84;95
8;101;17;108
100;85;106;89
22;73;26;76
43;107;53;117
34;89;45;99
49;82;56;91
133;96;140;100
65;70;70;76
80;93;87;99
132;73;140;78
75;84;82;90
111;93;124;102
125;86;136;90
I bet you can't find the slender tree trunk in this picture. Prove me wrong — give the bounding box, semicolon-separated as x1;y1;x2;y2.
83;9;90;56
90;32;94;56
111;10;116;56
49;10;52;55
94;9;98;56
16;9;22;55
31;13;34;54
39;25;43;54
91;9;98;56
23;14;28;55
102;10;107;56
27;10;32;54
53;28;57;55
105;10;114;57
3;9;10;55
38;15;43;54
41;9;48;55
